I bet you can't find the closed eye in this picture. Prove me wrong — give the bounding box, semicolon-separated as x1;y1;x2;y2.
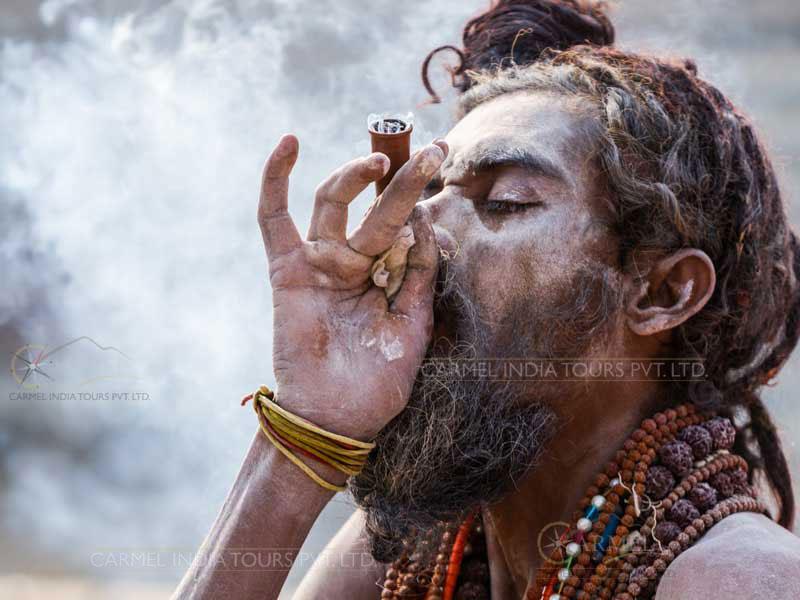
481;198;543;214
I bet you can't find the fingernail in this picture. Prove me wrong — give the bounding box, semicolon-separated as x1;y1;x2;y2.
419;146;444;176
367;153;390;173
431;139;449;158
276;134;296;155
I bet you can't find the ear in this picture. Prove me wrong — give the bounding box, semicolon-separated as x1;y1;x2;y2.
624;249;716;337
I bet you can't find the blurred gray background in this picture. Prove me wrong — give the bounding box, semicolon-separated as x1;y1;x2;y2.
0;1;798;598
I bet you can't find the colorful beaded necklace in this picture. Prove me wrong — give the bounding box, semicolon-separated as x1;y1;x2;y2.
379;403;765;600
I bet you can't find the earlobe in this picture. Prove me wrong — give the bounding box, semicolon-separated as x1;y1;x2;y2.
624;249;716;337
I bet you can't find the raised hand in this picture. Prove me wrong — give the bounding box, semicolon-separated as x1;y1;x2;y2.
258;134;447;440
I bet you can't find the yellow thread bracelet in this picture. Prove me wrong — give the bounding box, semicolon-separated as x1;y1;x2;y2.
246;385;376;492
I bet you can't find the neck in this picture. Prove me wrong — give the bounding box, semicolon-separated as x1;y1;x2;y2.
484;386;659;597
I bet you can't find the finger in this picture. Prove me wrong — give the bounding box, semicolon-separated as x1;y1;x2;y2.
390;204;437;321
258;134;302;260
304;239;375;280
347;140;447;256
307;153;389;241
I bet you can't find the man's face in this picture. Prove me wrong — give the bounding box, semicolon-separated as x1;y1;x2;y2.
425;91;618;354
350;92;623;560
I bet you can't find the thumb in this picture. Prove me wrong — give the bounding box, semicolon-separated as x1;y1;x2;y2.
390;204;437;324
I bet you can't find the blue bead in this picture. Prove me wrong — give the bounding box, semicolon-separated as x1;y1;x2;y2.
595;513;621;556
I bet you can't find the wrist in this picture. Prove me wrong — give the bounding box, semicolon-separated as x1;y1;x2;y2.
245;385;374;492
273;387;379;441
253;427;349;489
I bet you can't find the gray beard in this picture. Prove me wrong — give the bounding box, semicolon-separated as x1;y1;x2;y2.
348;259;620;562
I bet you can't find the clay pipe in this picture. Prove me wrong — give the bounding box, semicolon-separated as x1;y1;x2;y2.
368;117;413;196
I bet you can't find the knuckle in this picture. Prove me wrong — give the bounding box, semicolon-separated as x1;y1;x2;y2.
375;221;397;243
257;208;272;226
314;181;329;204
315;164;356;205
258;210;287;228
316;164;350;202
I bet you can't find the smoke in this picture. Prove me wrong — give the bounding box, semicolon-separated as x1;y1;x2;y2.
0;0;797;595
0;0;482;589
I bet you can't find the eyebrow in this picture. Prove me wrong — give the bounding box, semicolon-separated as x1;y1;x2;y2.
440;141;571;186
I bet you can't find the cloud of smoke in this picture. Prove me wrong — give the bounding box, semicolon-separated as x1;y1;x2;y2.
0;0;480;585
0;0;797;593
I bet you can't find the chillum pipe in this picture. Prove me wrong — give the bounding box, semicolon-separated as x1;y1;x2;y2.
368;118;413;196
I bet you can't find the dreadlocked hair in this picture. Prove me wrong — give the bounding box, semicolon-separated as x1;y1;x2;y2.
423;0;799;529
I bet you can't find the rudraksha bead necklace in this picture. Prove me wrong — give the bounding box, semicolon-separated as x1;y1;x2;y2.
380;517;489;600
378;404;765;600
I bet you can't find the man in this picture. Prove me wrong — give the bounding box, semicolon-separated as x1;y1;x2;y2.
173;1;800;598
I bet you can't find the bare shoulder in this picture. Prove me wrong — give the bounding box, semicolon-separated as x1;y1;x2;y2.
656;512;800;600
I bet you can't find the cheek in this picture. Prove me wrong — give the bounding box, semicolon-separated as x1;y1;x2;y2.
462;208;607;319
461;237;571;324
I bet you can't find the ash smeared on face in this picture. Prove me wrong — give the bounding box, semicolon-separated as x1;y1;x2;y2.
349;252;622;562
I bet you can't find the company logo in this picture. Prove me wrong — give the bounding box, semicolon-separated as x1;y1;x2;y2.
11;336;136;390
537;521;573;564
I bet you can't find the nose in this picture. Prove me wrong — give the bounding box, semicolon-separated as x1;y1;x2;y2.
417;196;459;258
417;196;439;221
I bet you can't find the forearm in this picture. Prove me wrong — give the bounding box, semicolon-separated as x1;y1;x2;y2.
172;429;342;600
293;510;387;600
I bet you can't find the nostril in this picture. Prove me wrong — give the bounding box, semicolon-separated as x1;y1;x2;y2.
432;225;458;259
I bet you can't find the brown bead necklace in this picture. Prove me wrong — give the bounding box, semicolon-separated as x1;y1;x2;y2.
379;403;765;600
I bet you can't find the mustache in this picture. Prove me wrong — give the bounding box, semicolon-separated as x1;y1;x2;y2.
430;247;487;354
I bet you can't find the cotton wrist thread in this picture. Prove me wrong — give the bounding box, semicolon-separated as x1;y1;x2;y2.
242;385;375;492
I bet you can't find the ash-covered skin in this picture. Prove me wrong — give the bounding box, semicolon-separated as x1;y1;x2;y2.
349;93;624;561
370;224;416;299
657;512;800;600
